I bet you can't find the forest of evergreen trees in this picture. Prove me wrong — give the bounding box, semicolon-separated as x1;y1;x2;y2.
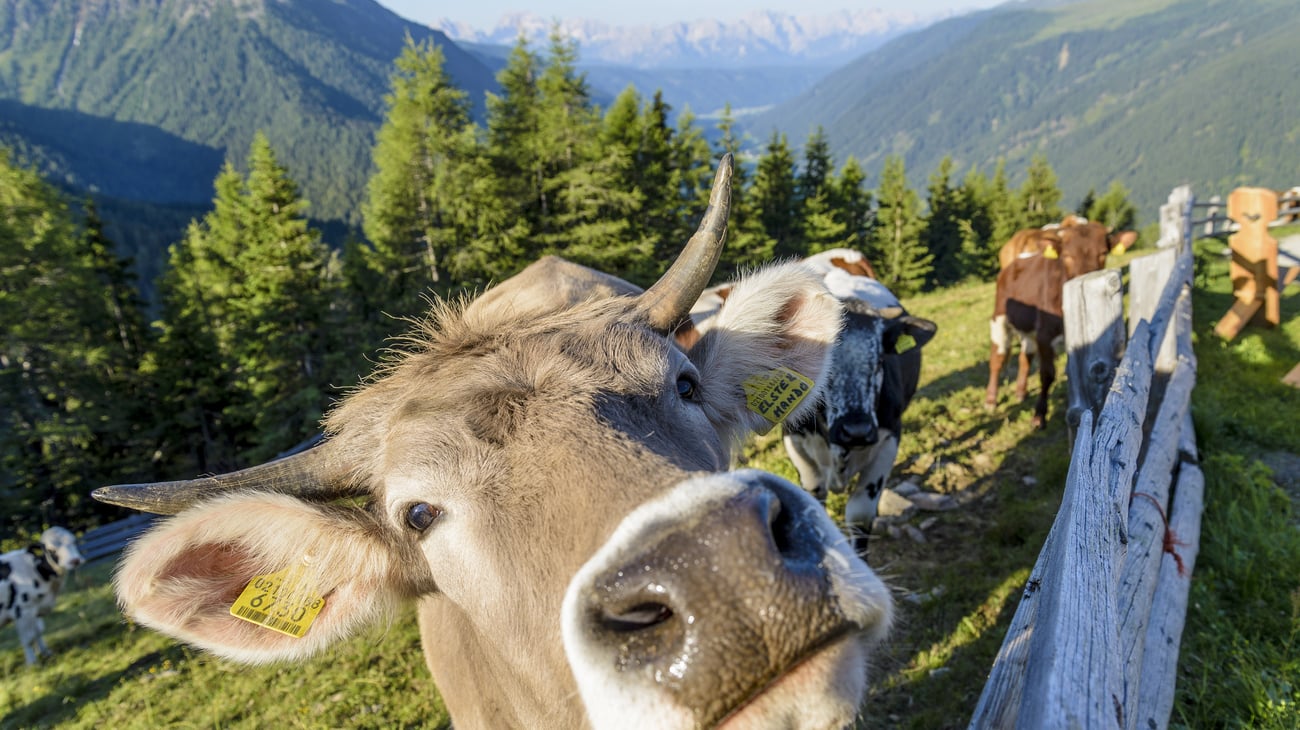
0;33;1140;537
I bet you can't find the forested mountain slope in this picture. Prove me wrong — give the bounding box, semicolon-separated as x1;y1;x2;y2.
0;0;498;222
749;0;1300;214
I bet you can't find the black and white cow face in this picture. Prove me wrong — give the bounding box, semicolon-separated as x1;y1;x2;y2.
785;296;936;557
40;527;84;573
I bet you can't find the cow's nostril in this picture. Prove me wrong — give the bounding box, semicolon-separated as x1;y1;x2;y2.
600;602;674;633
832;418;878;447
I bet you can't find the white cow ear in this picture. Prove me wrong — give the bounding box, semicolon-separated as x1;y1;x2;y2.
689;263;842;438
115;493;428;664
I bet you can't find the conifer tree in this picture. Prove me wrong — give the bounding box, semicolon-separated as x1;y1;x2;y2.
955;165;1000;279
1018;153;1063;228
1085;181;1138;232
835;156;875;254
870;155;932;297
988;159;1023;252
361;35;474;324
798;127;834;204
922;156;965;286
751;131;802;259
712;105;773;278
0;151;147;527
665;107;716;262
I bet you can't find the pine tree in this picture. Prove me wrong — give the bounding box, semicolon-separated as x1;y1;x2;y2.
751;131;802;259
955;165;1000;279
988;159;1023;252
1085;181;1138;231
870;155;932;297
664;107;716;263
798;127;834;205
835;156;875;255
922;156;965;286
1019;153;1063;228
361;35;474;325
0;151;148;528
713;104;773;278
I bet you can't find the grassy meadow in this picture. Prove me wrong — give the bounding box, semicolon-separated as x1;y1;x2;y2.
2;236;1298;729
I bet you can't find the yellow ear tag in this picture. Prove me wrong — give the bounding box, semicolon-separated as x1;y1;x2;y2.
1043;245;1059;259
895;333;917;353
743;367;815;431
230;564;325;638
1111;243;1127;256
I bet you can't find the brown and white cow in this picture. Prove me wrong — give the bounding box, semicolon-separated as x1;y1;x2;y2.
986;217;1123;427
93;156;893;730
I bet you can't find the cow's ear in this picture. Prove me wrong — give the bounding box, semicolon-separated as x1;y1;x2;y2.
688;263;842;438
114;493;431;664
892;316;937;353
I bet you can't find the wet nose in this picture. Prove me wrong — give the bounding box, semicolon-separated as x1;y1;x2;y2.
830;414;879;447
571;473;853;726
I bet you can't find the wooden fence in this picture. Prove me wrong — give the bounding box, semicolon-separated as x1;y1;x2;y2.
970;195;1202;729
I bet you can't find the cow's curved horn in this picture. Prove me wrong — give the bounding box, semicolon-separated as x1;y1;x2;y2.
638;153;733;333
91;443;357;516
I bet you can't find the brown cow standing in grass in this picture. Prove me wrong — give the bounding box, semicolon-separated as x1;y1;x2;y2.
94;156;894;730
986;216;1130;427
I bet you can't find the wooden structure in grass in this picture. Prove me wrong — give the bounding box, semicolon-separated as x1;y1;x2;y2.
1213;187;1299;340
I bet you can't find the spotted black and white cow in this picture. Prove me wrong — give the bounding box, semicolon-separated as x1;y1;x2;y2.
2;526;84;665
782;251;937;557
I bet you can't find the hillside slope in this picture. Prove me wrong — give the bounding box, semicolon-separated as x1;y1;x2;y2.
0;0;498;222
748;0;1299;214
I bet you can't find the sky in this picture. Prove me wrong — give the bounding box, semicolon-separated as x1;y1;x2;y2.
376;1;1008;32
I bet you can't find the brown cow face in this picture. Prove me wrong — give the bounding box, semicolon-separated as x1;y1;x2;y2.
107;264;893;730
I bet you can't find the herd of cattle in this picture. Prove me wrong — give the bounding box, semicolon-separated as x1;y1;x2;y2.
7;156;1135;729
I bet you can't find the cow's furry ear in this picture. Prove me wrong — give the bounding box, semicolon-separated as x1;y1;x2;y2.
688;263;843;439
114;493;430;664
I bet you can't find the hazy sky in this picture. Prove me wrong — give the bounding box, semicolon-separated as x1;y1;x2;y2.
377;1;1008;31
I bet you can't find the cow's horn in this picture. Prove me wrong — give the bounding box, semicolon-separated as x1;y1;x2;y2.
638;153;732;333
91;442;357;516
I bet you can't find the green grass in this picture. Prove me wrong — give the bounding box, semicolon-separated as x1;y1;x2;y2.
3;240;1298;728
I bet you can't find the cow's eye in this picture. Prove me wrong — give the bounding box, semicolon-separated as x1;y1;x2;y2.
676;374;698;400
405;502;442;532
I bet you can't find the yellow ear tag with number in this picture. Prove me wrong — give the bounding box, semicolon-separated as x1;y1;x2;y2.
1043;245;1059;259
743;367;815;432
230;564;325;639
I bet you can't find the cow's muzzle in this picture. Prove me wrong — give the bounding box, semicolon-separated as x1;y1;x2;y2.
562;470;892;729
829;414;879;448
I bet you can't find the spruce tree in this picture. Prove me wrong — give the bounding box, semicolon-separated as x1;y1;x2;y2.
1019;153;1063;228
835;156;875;255
955;165;1000;279
870;155;932;297
361;35;473;324
922;156;965;286
0;151;147;527
1086;181;1138;232
713;104;773;278
665;107;716;262
751;131;801;260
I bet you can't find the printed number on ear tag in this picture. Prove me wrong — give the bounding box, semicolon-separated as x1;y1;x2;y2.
230;566;325;638
743;367;814;431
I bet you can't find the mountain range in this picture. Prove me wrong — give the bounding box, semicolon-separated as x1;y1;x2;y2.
3;0;1297;302
747;0;1300;215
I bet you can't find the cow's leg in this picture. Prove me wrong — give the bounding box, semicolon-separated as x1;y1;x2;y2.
1033;335;1057;428
985;315;1012;410
842;437;899;560
15;611;40;665
1015;334;1037;403
783;432;831;501
35;618;51;657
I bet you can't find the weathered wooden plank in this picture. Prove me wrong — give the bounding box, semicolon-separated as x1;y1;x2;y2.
968;416;1095;729
1133;413;1204;730
1127;248;1178;373
1064;269;1125;432
1116;353;1196;728
1017;321;1154;729
1140;247;1194;370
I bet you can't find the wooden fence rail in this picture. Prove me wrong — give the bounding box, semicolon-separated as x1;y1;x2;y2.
970;198;1202;729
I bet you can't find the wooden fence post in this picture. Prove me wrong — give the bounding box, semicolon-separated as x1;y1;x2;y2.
1064;270;1124;432
1128;248;1179;373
